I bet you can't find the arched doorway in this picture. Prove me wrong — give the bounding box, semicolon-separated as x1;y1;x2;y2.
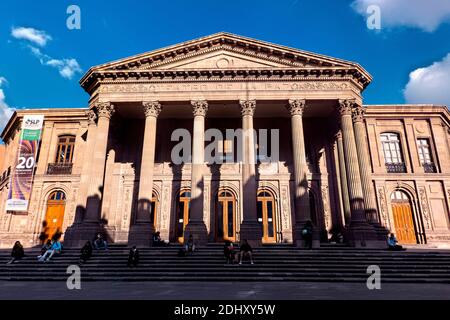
257;189;277;243
150;192;158;228
175;189;190;243
44;191;66;241
215;189;236;242
391;190;417;244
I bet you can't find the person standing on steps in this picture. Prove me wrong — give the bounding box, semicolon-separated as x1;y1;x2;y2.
127;246;140;267
6;241;25;264
239;239;254;265
302;220;313;250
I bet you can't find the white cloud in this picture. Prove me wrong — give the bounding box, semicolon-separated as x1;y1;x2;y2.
11;27;52;46
28;46;82;80
0;77;15;132
404;53;450;106
352;0;450;32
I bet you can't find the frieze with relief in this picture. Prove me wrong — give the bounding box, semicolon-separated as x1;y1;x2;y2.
98;81;354;94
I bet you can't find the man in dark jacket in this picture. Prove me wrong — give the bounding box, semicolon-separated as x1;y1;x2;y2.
128;246;140;267
79;241;93;265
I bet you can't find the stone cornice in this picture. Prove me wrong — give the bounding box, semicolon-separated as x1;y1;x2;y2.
82;67;369;94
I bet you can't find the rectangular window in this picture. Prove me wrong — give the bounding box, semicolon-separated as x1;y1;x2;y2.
417;138;436;173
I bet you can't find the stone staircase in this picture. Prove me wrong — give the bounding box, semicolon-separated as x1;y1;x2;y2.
1;244;450;283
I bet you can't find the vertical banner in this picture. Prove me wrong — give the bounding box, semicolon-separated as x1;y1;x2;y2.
6;115;44;212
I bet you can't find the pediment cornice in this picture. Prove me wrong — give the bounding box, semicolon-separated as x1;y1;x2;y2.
80;32;372;93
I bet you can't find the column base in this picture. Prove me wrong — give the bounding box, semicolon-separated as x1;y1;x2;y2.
128;223;155;247
347;222;385;248
184;221;208;246
371;222;390;241
239;221;262;248
63;222;102;248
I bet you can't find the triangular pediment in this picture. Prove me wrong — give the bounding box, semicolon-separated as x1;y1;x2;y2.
87;32;362;72
80;32;372;91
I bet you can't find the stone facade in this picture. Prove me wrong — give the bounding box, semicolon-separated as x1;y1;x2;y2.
0;33;449;248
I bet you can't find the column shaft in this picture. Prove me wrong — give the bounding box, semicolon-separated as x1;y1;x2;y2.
352;106;379;223
336;132;351;225
184;100;208;244
136;101;162;224
239;100;262;246
287;100;312;244
84;102;114;222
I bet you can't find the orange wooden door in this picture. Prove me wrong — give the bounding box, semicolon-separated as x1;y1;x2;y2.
45;201;65;240
216;193;236;242
392;203;417;244
257;192;277;244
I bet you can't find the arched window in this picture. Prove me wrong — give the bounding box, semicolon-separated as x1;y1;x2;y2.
55;135;76;164
380;133;406;173
48;190;66;201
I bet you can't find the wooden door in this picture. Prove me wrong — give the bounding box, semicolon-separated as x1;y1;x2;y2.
257;191;277;244
216;191;236;242
176;191;190;243
45;201;65;241
392;203;417;244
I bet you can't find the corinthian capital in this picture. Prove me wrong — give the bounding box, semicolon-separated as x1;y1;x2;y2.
143;101;162;118
86;109;97;125
287;99;306;116
338;99;355;116
351;104;365;123
95;102;115;119
191;100;208;117
240;100;256;117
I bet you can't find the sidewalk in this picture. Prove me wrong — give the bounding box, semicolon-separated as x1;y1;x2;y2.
1;281;450;300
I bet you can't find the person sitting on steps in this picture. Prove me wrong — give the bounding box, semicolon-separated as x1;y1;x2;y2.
152;231;169;247
128;246;140;267
38;239;62;262
387;233;405;251
223;240;236;264
79;241;93;265
94;233;108;250
185;234;196;255
239;239;254;265
7;241;25;264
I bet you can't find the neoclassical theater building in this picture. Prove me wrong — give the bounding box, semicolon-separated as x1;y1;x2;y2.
1;33;450;248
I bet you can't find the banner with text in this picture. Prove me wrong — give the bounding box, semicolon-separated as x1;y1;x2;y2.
6;115;44;212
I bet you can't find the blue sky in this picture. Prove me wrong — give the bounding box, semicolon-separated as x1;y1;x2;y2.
1;0;450;129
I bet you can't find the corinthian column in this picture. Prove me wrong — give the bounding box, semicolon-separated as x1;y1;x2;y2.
184;100;208;245
351;105;379;223
239;100;262;247
129;101;162;246
338;99;378;247
335;131;351;225
85;102;115;222
286;99;313;246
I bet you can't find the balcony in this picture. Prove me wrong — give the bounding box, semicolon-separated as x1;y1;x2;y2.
423;162;437;173
386;162;406;173
47;163;73;175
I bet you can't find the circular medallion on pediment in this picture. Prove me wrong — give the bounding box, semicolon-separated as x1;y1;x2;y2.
216;58;230;68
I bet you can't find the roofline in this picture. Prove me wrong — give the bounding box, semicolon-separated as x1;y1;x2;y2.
80;32;372;87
